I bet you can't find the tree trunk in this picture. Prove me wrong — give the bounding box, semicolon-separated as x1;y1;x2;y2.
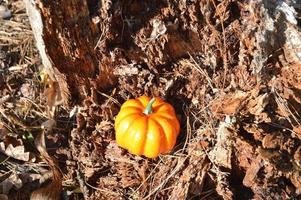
24;0;103;103
23;0;212;103
23;0;301;106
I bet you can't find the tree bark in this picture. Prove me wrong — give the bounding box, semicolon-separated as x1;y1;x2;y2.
24;0;103;103
24;0;207;103
24;0;301;104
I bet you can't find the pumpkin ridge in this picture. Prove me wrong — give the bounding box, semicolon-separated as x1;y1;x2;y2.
150;117;168;153
115;115;141;147
155;113;179;135
136;96;148;107
152;98;164;106
121;99;143;109
126;116;141;132
154;104;174;113
155;115;179;144
115;113;142;128
127;116;146;155
122;115;142;148
116;107;142;122
120;106;143;111
153;113;175;120
141;117;149;156
152;103;165;112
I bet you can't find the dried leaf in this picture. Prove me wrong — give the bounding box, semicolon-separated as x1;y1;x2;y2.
95;120;113;132
20;83;34;98
294;146;301;167
211;91;249;115
105;142;135;164
209;118;235;169
44;80;64;117
113;64;139;76
262;134;281;149
0;141;34;162
246;93;269;116
243;156;264;188
0;172;22;194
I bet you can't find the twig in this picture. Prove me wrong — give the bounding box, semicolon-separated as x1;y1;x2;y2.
143;157;188;200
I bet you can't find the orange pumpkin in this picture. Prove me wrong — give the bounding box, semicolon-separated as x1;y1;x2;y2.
114;96;180;158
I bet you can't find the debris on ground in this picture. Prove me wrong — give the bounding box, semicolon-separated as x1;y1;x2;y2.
0;0;301;199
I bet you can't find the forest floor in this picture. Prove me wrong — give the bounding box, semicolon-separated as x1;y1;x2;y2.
1;0;301;200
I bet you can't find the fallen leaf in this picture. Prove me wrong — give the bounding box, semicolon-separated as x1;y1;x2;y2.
211;91;249;115
0;172;22;194
262;134;281;149
44;80;64;118
95;120;113;132
209;118;235;169
243;156;264;187
246;93;269;116
20;83;34;99
0;141;34;162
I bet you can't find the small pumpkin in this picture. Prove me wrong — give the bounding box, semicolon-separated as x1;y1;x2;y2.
114;96;180;158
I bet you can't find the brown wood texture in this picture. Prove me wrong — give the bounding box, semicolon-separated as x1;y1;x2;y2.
25;0;206;102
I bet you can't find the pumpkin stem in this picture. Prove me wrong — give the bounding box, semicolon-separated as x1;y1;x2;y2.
143;98;156;115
